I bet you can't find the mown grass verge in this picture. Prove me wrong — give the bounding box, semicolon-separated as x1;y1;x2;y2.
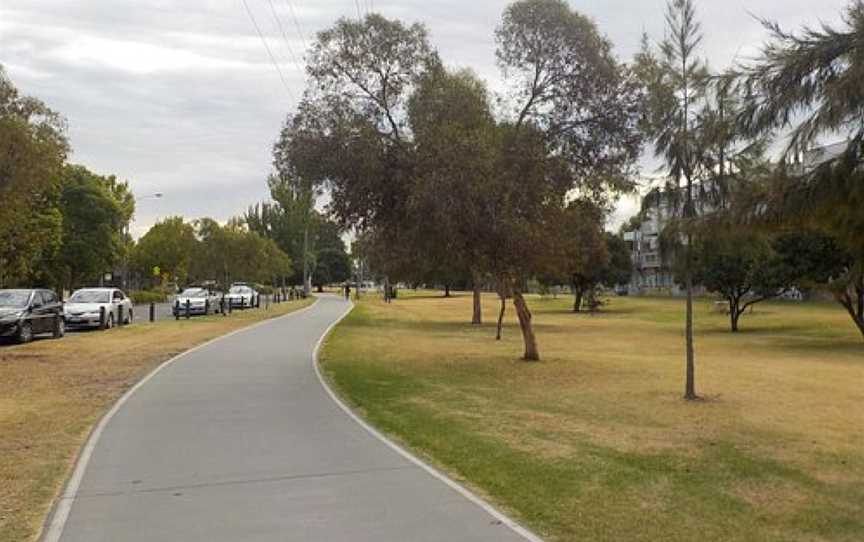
0;297;314;542
320;292;863;541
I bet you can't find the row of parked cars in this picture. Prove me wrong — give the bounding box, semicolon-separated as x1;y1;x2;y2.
0;283;262;344
171;283;259;316
0;287;132;343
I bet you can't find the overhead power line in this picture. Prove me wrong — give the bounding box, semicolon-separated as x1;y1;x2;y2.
266;0;304;75
241;0;296;102
284;0;308;51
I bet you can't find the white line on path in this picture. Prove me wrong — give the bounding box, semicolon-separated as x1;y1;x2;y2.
40;298;321;542
312;298;545;542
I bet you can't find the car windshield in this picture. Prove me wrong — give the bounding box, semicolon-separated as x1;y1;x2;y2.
229;286;251;294
0;290;31;308
181;288;207;297
69;290;110;303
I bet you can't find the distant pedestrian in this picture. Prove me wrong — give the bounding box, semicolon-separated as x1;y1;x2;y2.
344;283;351;300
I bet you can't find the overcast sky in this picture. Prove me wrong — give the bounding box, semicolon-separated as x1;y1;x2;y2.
1;0;851;236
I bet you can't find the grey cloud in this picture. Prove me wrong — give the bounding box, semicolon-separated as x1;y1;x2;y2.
0;0;852;235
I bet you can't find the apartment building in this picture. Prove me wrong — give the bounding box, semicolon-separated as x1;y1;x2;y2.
622;141;847;296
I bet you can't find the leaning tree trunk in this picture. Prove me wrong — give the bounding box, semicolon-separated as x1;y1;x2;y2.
836;282;864;340
444;284;451;298
512;290;539;361
496;293;506;340
472;272;482;325
853;314;864;339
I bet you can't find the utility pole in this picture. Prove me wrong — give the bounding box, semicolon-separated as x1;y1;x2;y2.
302;223;312;295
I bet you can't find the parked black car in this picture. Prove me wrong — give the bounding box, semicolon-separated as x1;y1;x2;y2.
0;289;65;343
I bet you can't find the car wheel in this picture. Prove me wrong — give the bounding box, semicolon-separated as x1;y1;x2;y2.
17;322;33;344
53;317;65;339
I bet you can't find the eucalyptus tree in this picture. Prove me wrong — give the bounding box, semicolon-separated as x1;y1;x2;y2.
733;0;864;339
635;0;710;399
555;199;608;312
271;14;437;293
407;67;497;322
492;0;643;359
277;6;640;361
273;15;438;291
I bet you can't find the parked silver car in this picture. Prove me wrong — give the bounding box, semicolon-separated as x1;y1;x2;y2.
64;288;133;329
226;284;257;309
172;287;221;316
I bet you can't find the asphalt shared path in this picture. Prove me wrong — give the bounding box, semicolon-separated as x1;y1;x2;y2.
50;294;535;542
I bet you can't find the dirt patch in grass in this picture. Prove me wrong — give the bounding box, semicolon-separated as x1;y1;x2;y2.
0;297;313;542
321;292;864;541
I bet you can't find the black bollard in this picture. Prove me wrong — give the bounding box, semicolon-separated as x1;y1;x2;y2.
149;302;155;322
221;295;226;316
118;304;124;326
185;299;191;319
240;297;245;310
100;306;106;329
174;299;180;320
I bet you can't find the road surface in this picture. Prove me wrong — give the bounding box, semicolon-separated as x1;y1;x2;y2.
53;294;533;542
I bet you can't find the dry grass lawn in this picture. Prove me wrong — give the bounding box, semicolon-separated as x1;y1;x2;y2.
0;297;313;542
320;291;864;541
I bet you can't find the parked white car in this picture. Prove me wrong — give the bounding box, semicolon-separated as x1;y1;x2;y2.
172;287;221;316
226;284;257;309
64;288;133;329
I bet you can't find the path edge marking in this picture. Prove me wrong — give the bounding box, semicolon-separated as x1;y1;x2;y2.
312;298;545;542
40;297;320;542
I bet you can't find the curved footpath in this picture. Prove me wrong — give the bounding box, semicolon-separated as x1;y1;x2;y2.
46;295;536;542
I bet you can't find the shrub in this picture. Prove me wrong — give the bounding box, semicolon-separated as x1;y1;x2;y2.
254;284;275;295
129;290;165;304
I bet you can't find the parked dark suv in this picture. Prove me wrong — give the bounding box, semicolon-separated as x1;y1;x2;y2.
0;289;65;343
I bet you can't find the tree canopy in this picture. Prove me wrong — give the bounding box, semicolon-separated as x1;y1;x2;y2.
0;66;68;287
269;2;642;361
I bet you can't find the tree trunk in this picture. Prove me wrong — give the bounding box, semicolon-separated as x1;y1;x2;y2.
728;296;740;332
836;285;864;340
684;258;697;400
573;288;583;312
302;224;310;296
853;314;864;339
444;284;451;297
317;284;324;293
496;293;506;341
472;278;482;325
512;290;539;361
